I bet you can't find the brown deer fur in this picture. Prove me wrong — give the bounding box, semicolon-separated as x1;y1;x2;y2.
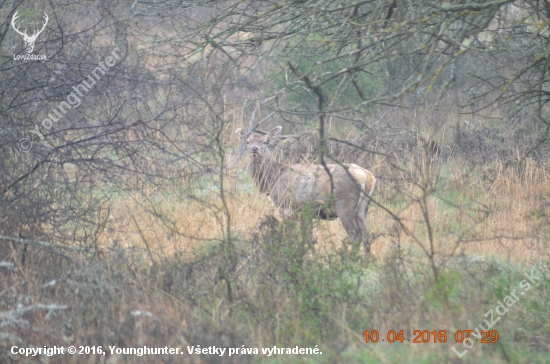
236;126;376;263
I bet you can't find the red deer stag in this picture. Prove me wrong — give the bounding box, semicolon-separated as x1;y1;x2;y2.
236;126;376;263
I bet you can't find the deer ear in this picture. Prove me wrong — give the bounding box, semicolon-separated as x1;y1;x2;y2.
266;126;282;142
235;128;248;141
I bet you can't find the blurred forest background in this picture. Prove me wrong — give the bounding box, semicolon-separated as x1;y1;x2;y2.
1;0;549;363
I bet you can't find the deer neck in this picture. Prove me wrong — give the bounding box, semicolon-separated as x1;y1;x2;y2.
249;157;285;194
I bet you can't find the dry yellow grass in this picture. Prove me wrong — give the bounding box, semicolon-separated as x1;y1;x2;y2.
100;155;549;264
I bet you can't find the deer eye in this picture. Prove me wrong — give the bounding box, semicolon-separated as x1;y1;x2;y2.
263;140;269;144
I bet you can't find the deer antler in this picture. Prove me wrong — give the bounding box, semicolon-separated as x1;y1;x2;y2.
11;11;49;53
11;11;27;38
33;14;49;39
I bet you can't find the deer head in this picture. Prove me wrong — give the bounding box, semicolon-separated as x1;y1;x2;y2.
12;11;49;54
236;126;282;164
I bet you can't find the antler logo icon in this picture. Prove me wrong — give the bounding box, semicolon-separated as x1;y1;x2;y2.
11;11;49;54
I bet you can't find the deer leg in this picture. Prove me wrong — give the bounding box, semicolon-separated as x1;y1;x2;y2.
355;209;370;266
304;217;316;251
336;200;371;265
279;206;316;251
297;210;316;251
337;212;361;249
